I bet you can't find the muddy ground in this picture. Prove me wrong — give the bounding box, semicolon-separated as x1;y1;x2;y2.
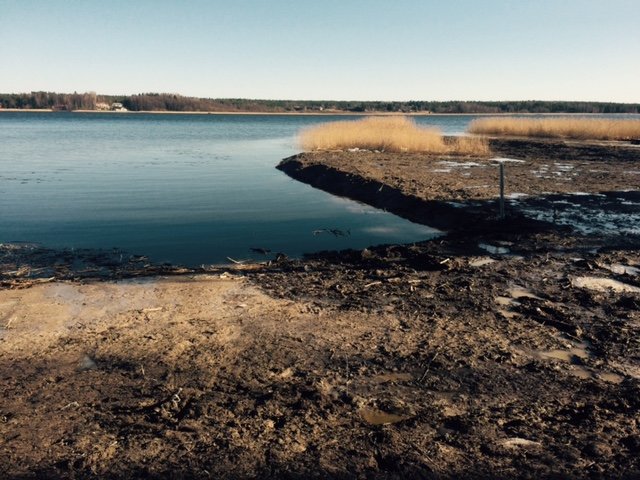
1;138;640;479
278;137;640;234
281;137;640;203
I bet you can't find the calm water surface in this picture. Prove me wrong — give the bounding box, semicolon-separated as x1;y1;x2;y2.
3;112;628;265
0;112;459;265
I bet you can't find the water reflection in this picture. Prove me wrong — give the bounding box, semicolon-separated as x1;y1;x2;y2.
0;113;441;266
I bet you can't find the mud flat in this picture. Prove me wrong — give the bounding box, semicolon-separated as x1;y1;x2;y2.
1;138;640;478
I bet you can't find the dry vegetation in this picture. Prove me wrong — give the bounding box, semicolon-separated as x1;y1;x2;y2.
468;117;640;141
299;116;490;155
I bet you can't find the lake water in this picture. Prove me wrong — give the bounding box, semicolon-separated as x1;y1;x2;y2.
2;112;634;266
1;112;473;265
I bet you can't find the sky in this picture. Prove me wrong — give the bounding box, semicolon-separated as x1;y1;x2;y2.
1;0;639;102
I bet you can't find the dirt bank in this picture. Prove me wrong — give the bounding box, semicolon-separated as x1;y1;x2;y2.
1;138;640;478
277;138;640;232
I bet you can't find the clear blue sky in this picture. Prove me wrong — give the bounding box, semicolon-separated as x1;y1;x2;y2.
1;0;638;102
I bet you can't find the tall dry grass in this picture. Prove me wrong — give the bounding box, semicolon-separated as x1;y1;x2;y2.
299;116;490;155
468;117;640;141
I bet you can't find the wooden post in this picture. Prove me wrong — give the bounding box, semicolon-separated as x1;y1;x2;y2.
499;162;505;220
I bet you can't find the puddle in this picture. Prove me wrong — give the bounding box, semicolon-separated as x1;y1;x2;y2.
567;366;625;383
531;342;590;363
469;257;496;267
371;373;413;383
507;287;542;300
495;287;539;310
519;342;626;384
572;276;640;293
495;296;517;307
498;308;518;319
598;372;625;383
479;243;510;255
360;408;411;425
569;367;593;380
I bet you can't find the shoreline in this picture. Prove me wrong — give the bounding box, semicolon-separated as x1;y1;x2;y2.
2;108;639;116
1;138;640;477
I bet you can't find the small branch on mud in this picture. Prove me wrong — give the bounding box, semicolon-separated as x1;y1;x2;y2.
112;387;184;414
170;388;183;408
364;281;382;289
419;352;440;384
226;257;246;265
346;356;351;397
61;401;80;410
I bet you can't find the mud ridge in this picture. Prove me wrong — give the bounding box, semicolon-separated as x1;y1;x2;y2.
277;155;553;234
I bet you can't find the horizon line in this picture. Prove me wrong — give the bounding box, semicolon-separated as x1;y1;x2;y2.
2;91;640;105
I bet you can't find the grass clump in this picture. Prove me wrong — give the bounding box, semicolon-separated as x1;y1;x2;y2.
299;116;490;155
468;117;640;141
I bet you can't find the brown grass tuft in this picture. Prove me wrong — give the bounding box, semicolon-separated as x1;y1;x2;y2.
468;117;640;141
299;116;490;155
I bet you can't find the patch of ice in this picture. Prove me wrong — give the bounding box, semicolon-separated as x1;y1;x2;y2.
570;192;606;196
470;257;496;267
479;243;510;255
603;264;640;276
555;164;575;171
437;161;482;168
491;157;526;163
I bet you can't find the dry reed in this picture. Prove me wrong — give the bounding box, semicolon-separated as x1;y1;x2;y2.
468;117;640;141
299;116;490;155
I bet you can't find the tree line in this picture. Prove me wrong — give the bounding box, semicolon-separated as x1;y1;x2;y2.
1;91;638;114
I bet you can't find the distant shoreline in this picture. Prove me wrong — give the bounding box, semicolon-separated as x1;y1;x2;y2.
1;109;638;117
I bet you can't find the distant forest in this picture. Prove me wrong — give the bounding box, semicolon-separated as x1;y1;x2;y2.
1;91;639;114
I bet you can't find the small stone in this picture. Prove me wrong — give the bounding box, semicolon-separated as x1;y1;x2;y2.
77;355;97;371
